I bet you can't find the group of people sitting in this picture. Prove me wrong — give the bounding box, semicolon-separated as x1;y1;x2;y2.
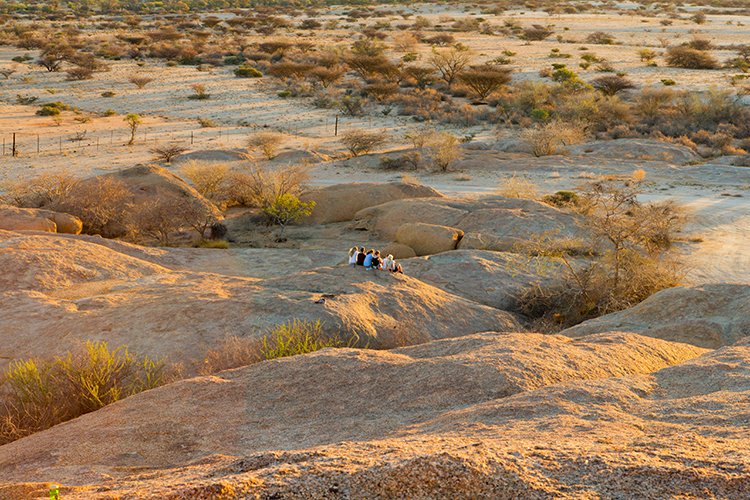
348;247;404;273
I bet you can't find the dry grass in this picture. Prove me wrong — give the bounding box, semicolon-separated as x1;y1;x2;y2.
0;342;177;445
496;175;538;199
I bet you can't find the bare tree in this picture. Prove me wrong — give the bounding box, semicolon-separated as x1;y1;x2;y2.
428;45;472;87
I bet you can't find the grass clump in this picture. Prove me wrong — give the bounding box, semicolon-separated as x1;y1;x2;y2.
0;342;176;444
261;320;351;360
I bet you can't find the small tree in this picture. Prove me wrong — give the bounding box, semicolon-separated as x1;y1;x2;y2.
124;113;141;145
458;65;512;102
339;129;388;157
150;144;187;163
129;76;154;89
590;75;635;96
429;45;472;87
262;193;315;239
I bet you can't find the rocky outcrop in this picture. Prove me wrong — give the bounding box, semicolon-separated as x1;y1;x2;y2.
567;138;700;164
403;250;565;311
0;331;711;498
562;284;750;348
0;231;521;369
300;182;441;224
354;196;583;250
395;222;463;256
92;164;222;237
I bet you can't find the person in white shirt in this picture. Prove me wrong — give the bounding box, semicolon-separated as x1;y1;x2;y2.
348;246;359;266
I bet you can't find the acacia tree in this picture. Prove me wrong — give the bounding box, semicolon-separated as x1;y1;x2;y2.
124;113;141;145
263;193;315;239
429;45;472;87
458;65;512;101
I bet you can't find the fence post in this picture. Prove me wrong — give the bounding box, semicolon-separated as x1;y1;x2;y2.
334;115;339;136
2;137;5;156
11;133;16;157
37;134;40;156
191;131;194;145
59;137;62;154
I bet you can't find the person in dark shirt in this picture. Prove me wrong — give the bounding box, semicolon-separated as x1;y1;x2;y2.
369;250;382;270
356;248;368;266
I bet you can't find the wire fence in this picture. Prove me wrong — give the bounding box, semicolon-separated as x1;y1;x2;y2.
0;114;375;160
0;126;248;159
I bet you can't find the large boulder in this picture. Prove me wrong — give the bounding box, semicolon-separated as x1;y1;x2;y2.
567;138;699;165
0;206;82;234
403;250;566;311
354;199;468;240
562;284;750;348
300;182;441;225
380;242;416;259
396;222;463;256
354;196;583;247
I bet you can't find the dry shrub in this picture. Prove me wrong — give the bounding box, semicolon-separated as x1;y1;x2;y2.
590;75;635;96
0;172;77;207
52;177;131;236
425;131;460;171
198;336;262;375
521;24;554;41
521;120;585;156
339;129;388;157
247;131;284;160
496;174;538;199
0;341;177;445
128;193;218;245
225;166;309;209
519;177;684;329
666;46;718;69
181;161;230;202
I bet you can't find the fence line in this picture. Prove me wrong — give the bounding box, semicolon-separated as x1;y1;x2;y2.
0;114;347;159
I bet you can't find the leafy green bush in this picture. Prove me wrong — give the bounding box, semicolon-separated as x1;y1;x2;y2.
234;65;263;78
0;342;175;444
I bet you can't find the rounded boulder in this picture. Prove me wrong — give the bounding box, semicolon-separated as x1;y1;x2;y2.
395;223;464;256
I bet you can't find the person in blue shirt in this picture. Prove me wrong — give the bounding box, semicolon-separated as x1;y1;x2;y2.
362;250;374;269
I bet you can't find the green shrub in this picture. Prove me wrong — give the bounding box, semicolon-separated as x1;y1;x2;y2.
542;190;580;207
0;342;175;444
261;320;351;360
234;65;263;78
